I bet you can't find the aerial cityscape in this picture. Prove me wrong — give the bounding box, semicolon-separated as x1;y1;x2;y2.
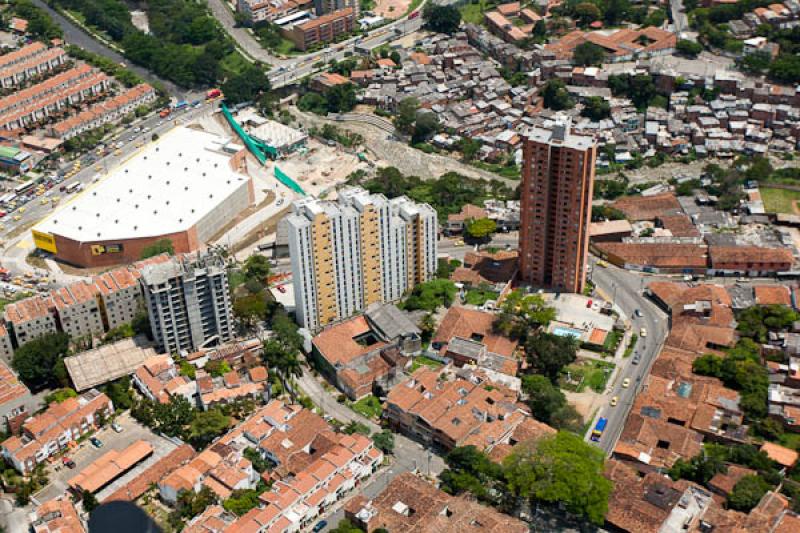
0;0;799;532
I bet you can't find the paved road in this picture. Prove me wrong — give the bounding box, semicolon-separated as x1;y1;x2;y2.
586;261;670;454
30;0;185;97
297;367;445;532
670;0;690;39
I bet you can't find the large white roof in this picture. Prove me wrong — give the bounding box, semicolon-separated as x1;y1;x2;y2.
36;127;249;242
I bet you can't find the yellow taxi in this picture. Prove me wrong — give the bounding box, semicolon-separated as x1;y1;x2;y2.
13;215;21;221
18;207;25;213
40;198;49;205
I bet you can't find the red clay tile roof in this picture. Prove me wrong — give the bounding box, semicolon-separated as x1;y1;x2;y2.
709;246;793;268
610;192;682;221
754;285;791;306
595;242;708;268
433;306;518;358
761;442;798;467
312;315;387;366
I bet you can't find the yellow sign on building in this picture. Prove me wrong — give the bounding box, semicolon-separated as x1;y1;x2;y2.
32;230;57;253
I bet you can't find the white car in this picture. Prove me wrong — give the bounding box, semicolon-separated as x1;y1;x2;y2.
111;422;123;433
640;327;647;338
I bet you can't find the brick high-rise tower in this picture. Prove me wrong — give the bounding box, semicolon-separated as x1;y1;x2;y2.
518;120;596;293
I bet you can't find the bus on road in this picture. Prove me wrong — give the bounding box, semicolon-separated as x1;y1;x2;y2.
591;417;608;442
14;179;38;196
65;182;82;194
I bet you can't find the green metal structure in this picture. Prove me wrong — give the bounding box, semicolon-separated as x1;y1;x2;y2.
220;103;305;195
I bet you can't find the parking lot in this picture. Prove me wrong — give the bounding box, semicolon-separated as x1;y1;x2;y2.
35;412;178;503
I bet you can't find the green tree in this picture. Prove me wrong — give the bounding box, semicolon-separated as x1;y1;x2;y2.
423;5;462;35
326;83;357;113
103;376;134;410
222;65;270;105
243;447;272;473
541;79;574;110
439;446;503;502
521;375;566;425
223;489;260;516
573;42;606;66
581;96;611;120
402;280;457;311
525;331;578;382
769;54;800;84
464;217;497;241
493;290;557;340
243;255;271;283
676;39;703;58
372;430;395;454
140;238;174;259
573;2;601;24
189;409;230;448
45;388;78;404
234;293;268;330
457;137;481;161
739;50;772;74
82;490;99;513
297;92;328;115
412;111;440;144
329;519;365;533
503;432;612;525
204;359;232;378
395;97;419;135
728;475;770;512
343;421;371;435
12;332;70;391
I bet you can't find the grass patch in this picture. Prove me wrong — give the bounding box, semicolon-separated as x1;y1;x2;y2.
228;270;247;291
760;187;800;214
560;360;615;393
603;330;623;355
779;432;800;451
351;395;383;419
409;355;444;373
464;287;499;306
459;0;496;24
220;51;254;77
470;160;521;179
623;333;638;358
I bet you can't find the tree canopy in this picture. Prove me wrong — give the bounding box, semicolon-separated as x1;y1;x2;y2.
581;96;611;121
493;290;556;340
542;80;575;111
503;432;612;525
464;218;497;241
423;5;462;34
12;332;71;391
402;280;457;312
728;475;771;512
525;332;578;383
573;42;606;66
222;65;270;106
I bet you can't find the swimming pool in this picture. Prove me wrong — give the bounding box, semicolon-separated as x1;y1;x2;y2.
551;326;583;339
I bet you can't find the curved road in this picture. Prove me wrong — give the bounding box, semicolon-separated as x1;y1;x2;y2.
587;260;670;454
31;0;187;97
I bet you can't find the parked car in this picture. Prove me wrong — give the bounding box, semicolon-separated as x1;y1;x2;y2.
90;437;103;448
111;422;123;433
62;457;76;469
634;309;643;318
277;285;286;293
312;521;328;533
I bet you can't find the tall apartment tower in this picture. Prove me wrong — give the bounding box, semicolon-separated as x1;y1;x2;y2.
139;253;233;354
518;120;597;293
287;187;437;332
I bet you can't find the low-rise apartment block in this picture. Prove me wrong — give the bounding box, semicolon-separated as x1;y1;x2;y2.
282;8;355;51
49;282;104;340
0;42;67;89
4;295;57;348
196;365;269;411
287;188;437;332
31;497;86;533
48;83;157;140
93;267;143;331
236;0;313;23
0;389;112;473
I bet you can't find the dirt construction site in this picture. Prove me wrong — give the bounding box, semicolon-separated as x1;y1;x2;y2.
189;108;366;257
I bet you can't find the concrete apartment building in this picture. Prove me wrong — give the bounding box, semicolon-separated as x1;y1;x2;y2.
4;295;57;349
518;119;597;293
0;324;14;362
93;267;142;330
283;7;356;51
140;253;234;354
49;282;105;340
314;0;357;15
236;0;313;23
287;187;437;332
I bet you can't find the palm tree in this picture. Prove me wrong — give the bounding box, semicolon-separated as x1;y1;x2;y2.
279;353;303;403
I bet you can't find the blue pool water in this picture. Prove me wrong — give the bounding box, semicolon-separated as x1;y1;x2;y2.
552;326;583;339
